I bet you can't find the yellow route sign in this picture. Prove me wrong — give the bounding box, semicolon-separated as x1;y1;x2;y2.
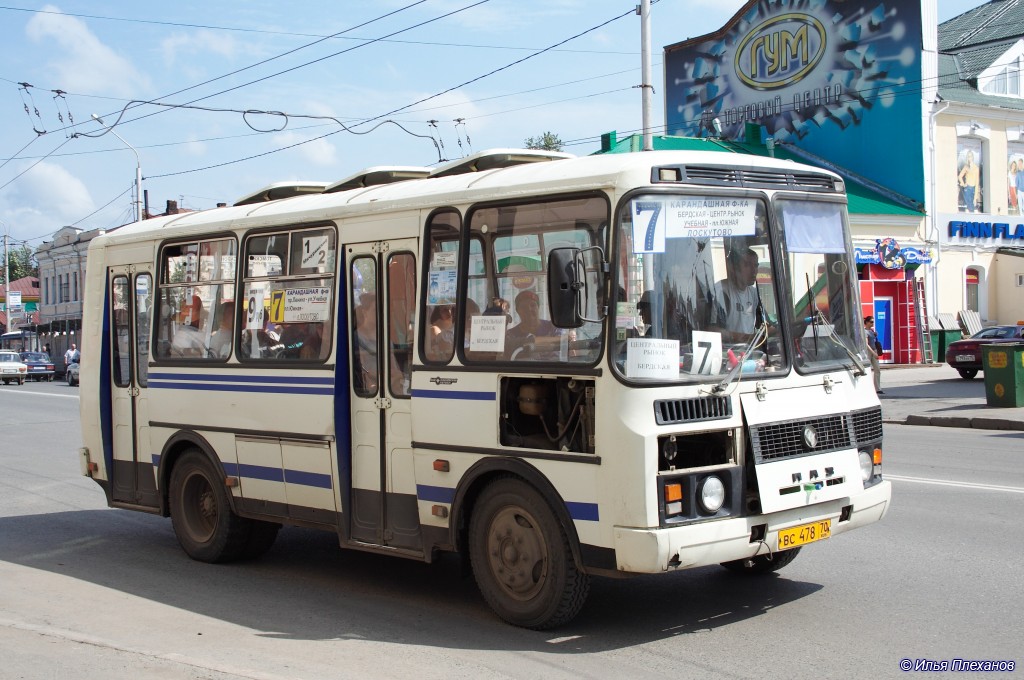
269;289;285;323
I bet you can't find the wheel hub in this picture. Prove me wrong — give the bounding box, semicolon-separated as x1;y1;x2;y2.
487;507;547;601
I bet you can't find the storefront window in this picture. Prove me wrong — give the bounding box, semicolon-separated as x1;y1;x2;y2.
966;267;980;313
957;139;985;214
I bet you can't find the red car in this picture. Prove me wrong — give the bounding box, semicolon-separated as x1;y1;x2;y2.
945;325;1024;379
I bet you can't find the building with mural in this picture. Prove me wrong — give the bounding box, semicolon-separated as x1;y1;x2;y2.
660;0;1024;363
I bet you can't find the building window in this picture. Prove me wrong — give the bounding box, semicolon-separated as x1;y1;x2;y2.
966;267;980;312
981;55;1024;98
73;272;79;301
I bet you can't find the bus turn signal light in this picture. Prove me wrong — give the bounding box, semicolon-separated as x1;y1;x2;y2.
873;448;882;465
664;483;682;503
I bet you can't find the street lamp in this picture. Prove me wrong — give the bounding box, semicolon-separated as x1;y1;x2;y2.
92;114;143;222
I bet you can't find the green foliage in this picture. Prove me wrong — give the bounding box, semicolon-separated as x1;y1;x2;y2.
1;245;38;282
523;131;564;152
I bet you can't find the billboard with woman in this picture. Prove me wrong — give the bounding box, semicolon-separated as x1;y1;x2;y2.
1009;144;1024;215
957;139;984;213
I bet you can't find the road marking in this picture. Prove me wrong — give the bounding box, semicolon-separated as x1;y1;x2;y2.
887;474;1024;494
0;388;78;400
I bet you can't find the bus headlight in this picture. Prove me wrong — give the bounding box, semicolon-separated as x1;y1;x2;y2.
859;451;873;481
699;476;726;513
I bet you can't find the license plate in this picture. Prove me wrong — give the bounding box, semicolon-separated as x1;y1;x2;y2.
956;354;974;362
778;519;831;549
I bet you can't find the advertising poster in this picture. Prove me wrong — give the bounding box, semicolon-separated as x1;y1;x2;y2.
957;138;984;213
664;0;925;204
1008;143;1024;216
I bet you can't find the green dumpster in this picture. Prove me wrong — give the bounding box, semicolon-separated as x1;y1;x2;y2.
981;343;1024;408
930;329;960;363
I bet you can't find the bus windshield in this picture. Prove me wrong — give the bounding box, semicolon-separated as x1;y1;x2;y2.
612;192;862;383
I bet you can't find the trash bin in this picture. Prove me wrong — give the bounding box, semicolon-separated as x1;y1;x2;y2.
981;343;1024;408
930;329;959;363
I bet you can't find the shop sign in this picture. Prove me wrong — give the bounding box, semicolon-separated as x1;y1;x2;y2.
853;238;931;268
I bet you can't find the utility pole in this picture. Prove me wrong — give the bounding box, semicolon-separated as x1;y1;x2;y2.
92;114;143;222
3;230;9;330
639;0;653;151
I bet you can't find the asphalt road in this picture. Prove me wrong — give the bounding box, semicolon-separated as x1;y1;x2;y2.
1;381;1021;679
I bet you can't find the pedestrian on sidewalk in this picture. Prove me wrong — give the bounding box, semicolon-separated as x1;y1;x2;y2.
864;316;882;394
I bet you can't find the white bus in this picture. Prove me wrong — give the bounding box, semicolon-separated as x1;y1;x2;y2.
79;148;891;629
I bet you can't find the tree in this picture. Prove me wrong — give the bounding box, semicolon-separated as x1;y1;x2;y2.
1;244;38;282
523;131;564;152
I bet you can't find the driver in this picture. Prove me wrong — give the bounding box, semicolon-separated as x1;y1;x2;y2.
504;290;561;359
711;247;760;344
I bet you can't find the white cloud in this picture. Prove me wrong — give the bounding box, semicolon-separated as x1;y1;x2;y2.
25;5;150;98
0;161;95;240
271;131;337;166
161;30;240;66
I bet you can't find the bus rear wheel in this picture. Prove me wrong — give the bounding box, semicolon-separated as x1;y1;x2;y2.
169;449;252;563
721;547;801;574
469;478;589;629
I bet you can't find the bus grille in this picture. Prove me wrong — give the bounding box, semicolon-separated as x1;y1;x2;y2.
674;165;838;192
654;396;732;425
750;414;854;463
851;406;883;443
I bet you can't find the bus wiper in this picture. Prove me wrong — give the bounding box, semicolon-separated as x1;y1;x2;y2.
809;310;867;377
711;320;768;394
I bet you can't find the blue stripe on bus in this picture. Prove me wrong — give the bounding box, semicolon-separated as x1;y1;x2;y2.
158;457;331;490
148;372;334;385
410;389;496;401
417;484;456;503
565;501;600;522
147;381;333;396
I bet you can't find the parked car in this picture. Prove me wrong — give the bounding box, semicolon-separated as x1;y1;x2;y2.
945;324;1024;379
19;351;55;381
66;361;80;386
0;350;28;385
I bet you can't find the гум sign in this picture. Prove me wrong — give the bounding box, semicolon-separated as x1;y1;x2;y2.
734;13;827;90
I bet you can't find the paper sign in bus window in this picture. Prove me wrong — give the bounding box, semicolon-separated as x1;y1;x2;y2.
689;330;723;375
631;200;666;254
625;338;679;379
301;235;331;271
284;287;331;322
246;286;266;330
427;269;458;305
470;315;506;352
665;198;757;238
432;251;458;269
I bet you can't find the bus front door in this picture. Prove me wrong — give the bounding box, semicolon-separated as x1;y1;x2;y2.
107;268;157;507
346;241;420;551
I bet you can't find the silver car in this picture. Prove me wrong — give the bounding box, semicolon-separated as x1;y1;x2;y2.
66;361;80;386
0;350;28;385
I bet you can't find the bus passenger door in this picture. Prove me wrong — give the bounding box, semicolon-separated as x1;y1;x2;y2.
107;267;157;507
346;241;420;551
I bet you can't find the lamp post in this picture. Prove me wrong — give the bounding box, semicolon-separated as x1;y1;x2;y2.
92;114;143;222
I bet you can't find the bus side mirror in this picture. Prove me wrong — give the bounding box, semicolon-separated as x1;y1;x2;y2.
548;248;585;328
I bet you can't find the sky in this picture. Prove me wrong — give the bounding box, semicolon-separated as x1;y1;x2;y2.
0;0;994;246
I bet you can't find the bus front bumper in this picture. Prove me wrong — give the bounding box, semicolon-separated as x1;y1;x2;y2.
611;480;891;574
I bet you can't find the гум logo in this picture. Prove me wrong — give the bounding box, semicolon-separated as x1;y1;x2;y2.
734;13;826;90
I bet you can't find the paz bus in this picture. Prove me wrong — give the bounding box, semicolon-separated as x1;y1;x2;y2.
78;148;891;629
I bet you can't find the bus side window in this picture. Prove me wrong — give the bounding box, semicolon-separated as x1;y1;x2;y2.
387;252;416;397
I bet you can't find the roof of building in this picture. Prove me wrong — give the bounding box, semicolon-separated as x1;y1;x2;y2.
0;276;40;300
595;133;924;217
938;0;1024;51
937;52;1024;110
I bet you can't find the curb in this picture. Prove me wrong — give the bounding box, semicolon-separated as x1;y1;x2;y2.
890;415;1024;431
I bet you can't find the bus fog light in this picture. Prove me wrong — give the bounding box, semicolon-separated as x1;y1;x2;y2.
699;476;726;513
859;451;873;481
666;501;683;516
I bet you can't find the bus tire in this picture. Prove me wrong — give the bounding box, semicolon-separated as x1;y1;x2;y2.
169;449;249;563
721;547;801;574
469;478;589;629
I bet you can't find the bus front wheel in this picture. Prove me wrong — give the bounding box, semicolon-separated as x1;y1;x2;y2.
721;547;801;574
469;478;589;629
169;449;252;563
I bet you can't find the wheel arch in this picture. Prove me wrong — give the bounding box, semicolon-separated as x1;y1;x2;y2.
449;457;586;573
157;431;235;518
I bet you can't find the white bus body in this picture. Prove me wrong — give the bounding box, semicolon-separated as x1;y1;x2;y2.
79;149;891;628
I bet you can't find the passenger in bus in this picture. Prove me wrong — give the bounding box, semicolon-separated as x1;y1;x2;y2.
504;290;561;359
210;301;234;358
710;248;760;344
427;304;455;361
170;296;209;357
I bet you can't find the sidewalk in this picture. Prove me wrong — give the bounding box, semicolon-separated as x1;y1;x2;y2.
878;363;1024;431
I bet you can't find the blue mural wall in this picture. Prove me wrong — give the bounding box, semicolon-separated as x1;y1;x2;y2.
665;0;925;204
